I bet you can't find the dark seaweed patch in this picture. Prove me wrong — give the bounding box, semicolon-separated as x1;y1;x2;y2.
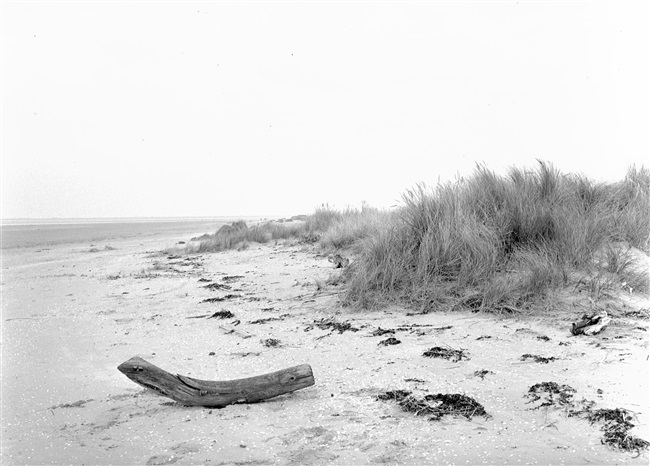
586;408;650;453
377;390;489;421
208;310;234;319
223;275;245;282
525;382;576;409
372;327;396;336
423;347;468;362
378;337;401;346
474;369;493;380
249;317;283;325
520;354;558;364
203;282;232;291
312;318;359;334
201;294;241;303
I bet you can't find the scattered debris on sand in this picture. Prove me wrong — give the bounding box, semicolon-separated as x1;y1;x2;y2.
536;335;551;341
372;327;395;336
422;346;469;362
571;310;611;336
520;354;558;364
378;337;401;346
377;390;489;421
476;335;492;340
308;318;359;334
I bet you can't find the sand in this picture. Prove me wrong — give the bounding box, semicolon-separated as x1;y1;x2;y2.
1;224;649;465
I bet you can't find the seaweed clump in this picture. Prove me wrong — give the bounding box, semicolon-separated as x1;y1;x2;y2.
520;354;558;364
372;327;395;336
313;318;359;334
525;382;575;409
585;408;650;454
376;390;489;421
378;337;401;346
422;347;468;362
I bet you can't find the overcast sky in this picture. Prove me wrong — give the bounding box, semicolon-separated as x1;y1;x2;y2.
2;1;648;218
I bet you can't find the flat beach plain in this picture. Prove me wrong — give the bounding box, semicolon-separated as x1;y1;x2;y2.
1;220;648;465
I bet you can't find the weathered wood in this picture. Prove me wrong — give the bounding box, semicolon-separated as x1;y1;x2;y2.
117;356;315;407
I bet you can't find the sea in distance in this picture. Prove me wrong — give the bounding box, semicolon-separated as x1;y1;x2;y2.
0;217;262;249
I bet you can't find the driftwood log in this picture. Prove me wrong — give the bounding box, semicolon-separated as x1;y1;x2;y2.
118;356;315;407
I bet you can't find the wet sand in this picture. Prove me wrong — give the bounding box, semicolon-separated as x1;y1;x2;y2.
1;223;648;465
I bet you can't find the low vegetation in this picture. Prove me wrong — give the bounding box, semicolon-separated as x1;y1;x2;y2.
185;162;649;313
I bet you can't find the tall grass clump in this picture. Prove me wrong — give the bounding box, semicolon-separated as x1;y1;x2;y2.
318;203;393;251
344;162;649;311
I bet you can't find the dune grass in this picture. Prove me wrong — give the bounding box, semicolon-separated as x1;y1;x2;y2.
185;161;648;313
343;162;649;311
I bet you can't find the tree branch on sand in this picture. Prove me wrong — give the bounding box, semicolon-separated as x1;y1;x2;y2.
117;356;315;407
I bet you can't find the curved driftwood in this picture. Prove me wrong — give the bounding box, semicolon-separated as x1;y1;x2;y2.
117;356;315;407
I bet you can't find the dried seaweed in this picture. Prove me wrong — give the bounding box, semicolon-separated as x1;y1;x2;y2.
372;327;396;336
222;275;245;282
586;408;650;453
525;383;649;453
474;369;493;380
377;390;489;421
249;317;283;325
201;294;241;303
313;318;359;334
378;337;401;346
262;338;281;347
520;354;558;364
203;282;232;291
208;310;234;319
422;347;468;362
525;382;576;409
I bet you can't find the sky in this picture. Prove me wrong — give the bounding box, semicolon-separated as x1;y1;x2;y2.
1;1;648;218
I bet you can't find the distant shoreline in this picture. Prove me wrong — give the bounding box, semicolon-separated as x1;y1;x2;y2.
1;216;271;227
0;218;246;249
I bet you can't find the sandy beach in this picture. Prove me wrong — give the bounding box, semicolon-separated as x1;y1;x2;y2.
1;221;648;465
